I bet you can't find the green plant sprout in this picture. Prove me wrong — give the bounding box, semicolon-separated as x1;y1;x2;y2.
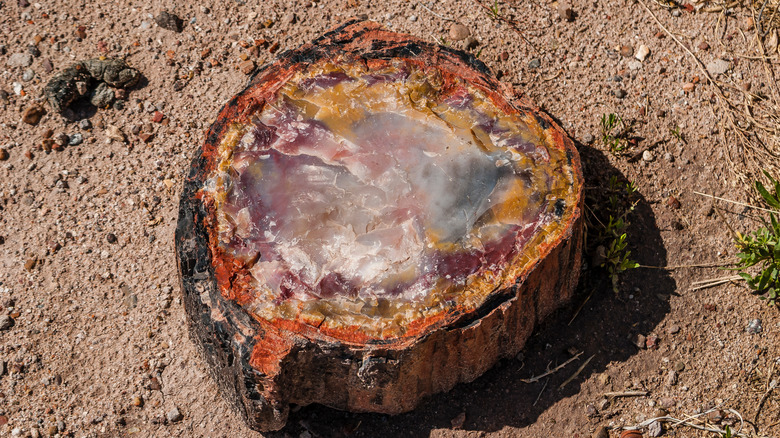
734;170;780;305
594;176;640;293
600;113;632;154
487;0;500;19
669;125;686;144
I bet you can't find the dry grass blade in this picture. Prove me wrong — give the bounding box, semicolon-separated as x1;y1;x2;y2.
520;352;583;383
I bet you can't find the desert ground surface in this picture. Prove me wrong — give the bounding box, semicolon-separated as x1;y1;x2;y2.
1;0;780;437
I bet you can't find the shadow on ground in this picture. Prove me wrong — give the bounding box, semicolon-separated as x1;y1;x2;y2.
270;144;674;437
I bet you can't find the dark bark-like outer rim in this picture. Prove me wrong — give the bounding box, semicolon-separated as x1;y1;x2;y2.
175;19;584;432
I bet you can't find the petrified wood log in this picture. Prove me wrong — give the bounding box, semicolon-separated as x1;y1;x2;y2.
175;19;583;432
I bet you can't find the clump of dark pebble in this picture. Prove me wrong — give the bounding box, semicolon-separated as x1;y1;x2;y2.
156;11;184;32
44;58;141;114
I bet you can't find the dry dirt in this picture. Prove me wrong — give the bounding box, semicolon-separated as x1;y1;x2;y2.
1;0;779;437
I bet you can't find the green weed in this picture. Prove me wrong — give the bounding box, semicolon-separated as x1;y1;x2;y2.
734;170;780;305
600;113;633;154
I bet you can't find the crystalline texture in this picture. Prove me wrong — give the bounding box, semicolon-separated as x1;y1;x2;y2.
204;62;574;337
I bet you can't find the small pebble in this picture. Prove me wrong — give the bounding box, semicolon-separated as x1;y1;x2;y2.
69;133;83;145
631;333;647;349
682;82;696;92
0;315;13;331
42;58;54;73
615;89;627;99
7;52;33;68
558;2;575;21
106;233;118;244
582;133;594;144
528;58;541;69
642;150;655;161
706;59;730;76
663;152;674;162
635;44;650;61
698;41;710;51
449;23;470;41
648;420;663;437
408;15;418;22
105;125;126;143
239;59;255;75
22;69;35;82
673;361;685;372
591;426;608;438
746;318;762;334
0;149;9;161
79;119;92;130
667;195;681;209
156;11;184;32
167;407;183;423
619;45;634;57
22;105;46;125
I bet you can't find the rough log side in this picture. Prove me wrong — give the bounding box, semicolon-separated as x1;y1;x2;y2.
175;19;584;432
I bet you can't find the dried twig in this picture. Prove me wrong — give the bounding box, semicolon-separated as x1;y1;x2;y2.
690;275;743;291
471;0;540;53
604;390;649;398
694;191;778;213
418;1;456;22
520;352;583;383
558;355;594;390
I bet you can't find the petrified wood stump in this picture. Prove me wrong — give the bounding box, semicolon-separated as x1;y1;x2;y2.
176;19;583;432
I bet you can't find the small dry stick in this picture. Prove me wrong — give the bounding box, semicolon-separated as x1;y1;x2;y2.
558;354;594;390
532;378;549;406
690;275;742;291
520;352;583;383
754;379;778;427
638;262;733;269
418;1;456;22
693;191;778;214
604;390;648;398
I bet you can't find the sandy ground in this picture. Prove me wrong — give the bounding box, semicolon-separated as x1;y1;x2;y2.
1;0;779;437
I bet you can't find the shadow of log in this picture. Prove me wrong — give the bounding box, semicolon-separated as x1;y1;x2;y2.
269;143;673;437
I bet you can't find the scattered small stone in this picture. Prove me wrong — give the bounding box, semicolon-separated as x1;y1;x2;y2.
682;82;695;93
449;23;470;42
628;60;642;70
582;133;594;144
663;152;674;162
645;334;659;349
592;426;609;438
464;37;479;51
239;59;256;75
648;420;663;437
408;15;418;22
106;233;118;244
149;376;162;391
54;133;69;147
22;69;35;82
707;409;724;423
47;424;57;437
283;13;297;25
631;333;647;349
659;397;675;409
698;41;710;51
0;149;8;161
105;125;126;143
28;44;41;57
152;111;165;123
90;82;115;108
500;51;509;61
558;2;575;21
42;139;54;152
69;133;83;145
79;119;92;130
42;58;54;73
528;58;541;69
139;132;154;143
22;105;46;125
615;89;627;99
7;53;33;68
665;370;677;387
706;59;730;76
75;25;87;40
167;407;183;423
635;44;650;61
156;11;184;32
585;404;598;417
746;318;762;334
642;150;655;161
132;395;144;407
619;45;634;57
450;411;466;429
0;315;13;331
667;195;681;209
667;324;680;334
673;361;685;372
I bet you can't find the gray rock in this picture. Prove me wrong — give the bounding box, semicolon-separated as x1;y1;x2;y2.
0;315;13;331
89;82;115;108
22;69;35;82
746;318;762;334
79;119;91;130
648;420;663;437
642;150;655;161
167;407;183;423
156;11;184;32
528;58;541;69
615;89;627;99
706;59;730;76
45;58;140;113
7;53;33;68
68;133;83;145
